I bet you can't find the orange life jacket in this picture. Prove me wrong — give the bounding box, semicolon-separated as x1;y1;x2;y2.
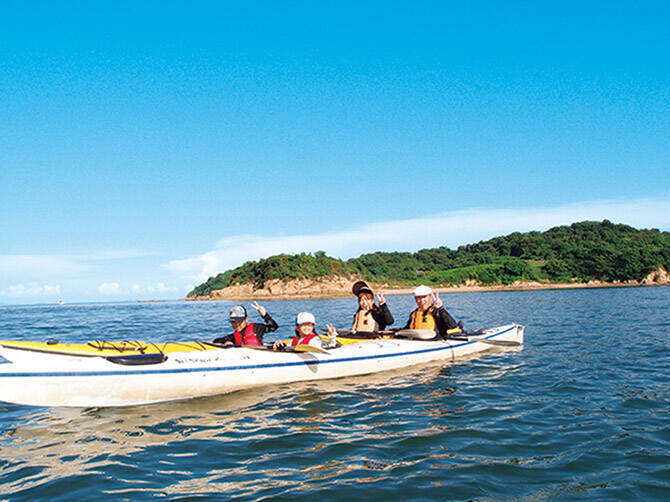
409;307;437;330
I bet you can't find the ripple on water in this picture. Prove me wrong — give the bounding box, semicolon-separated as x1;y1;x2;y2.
0;288;669;500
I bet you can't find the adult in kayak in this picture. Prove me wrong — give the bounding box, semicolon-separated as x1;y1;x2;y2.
273;312;336;350
404;285;458;339
350;281;394;332
214;302;278;346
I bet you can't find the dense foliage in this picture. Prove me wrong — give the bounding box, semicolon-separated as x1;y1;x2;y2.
188;221;669;296
188;251;355;297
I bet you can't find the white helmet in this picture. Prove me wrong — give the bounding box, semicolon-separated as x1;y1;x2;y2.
295;312;316;325
413;285;433;297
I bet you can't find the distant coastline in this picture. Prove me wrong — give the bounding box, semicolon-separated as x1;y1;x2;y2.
185;273;668;302
187;221;670;301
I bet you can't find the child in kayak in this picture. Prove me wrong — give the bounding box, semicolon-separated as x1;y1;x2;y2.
350;281;394;332
404;285;459;339
273;312;338;350
214;302;278;346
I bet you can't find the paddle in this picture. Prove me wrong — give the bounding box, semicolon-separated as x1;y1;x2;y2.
232;343;331;354
333;329;396;338
451;330;521;347
293;343;330;354
473;338;522;347
394;329;436;340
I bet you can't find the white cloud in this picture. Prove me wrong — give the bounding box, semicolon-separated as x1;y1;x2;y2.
43;285;61;295
0;256;87;279
153;282;178;293
130;283;179;294
0;283;61;297
165;197;670;282
98;282;122;295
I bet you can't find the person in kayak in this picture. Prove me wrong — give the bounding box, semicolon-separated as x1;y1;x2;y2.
213;302;278;346
273;312;337;350
350;281;394;332
404;285;458;339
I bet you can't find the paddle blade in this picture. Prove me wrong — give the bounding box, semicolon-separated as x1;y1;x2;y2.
394;329;437;340
294;344;330;354
478;339;522;347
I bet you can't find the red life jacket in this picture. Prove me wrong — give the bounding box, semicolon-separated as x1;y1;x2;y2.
291;333;319;346
233;322;261;346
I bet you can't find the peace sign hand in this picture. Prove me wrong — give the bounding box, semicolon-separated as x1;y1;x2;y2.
376;291;386;305
433;291;443;309
251;301;266;317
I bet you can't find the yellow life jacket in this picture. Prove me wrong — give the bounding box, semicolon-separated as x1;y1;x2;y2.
409;307;436;330
351;310;379;332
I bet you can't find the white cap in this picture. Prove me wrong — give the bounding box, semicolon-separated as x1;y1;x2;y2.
295;312;316;325
413;285;433;297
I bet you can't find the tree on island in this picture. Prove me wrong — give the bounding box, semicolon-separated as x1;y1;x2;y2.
188;221;670;297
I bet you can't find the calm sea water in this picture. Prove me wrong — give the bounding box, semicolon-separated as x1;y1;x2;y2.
0;287;668;500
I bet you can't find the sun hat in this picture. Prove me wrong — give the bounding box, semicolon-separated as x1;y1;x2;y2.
295;312;316;325
413;285;433;297
229;305;247;322
352;280;374;297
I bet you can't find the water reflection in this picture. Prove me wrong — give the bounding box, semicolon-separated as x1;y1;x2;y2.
2;288;666;499
0;361;470;496
0;344;527;498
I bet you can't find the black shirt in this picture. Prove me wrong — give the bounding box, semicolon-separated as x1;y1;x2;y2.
213;312;279;345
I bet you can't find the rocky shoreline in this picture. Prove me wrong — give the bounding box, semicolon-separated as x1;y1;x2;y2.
186;267;669;301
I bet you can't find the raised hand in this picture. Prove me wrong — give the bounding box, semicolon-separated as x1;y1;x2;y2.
376;291;386;305
250;301;266;317
325;323;338;347
433;291;443;309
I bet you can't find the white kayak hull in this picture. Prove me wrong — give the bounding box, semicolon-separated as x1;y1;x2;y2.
0;324;524;408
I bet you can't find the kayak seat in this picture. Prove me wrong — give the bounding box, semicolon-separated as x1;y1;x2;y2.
105;353;167;365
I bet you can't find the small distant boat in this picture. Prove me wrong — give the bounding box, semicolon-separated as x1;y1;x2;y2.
0;324;524;408
58;300;65;305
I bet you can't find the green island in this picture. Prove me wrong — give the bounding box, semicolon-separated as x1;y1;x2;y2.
188;220;670;299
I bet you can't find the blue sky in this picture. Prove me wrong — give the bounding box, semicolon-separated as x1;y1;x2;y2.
1;1;668;304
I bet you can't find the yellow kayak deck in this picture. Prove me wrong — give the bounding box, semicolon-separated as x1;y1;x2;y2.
0;340;219;357
0;335;384;357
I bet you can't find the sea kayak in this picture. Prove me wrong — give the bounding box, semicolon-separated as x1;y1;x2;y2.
0;324;524;408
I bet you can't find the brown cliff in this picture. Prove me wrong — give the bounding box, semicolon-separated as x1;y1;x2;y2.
186;267;669;301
